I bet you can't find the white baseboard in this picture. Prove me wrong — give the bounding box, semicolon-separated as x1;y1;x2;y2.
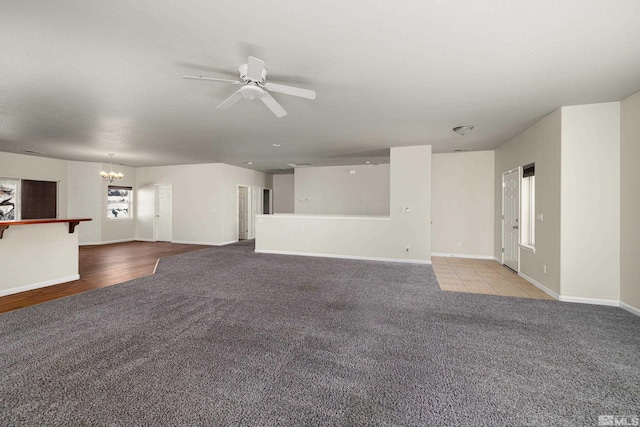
134;238;156;242
255;249;431;265
558;295;620;307
0;275;80;297
171;240;237;246
216;240;240;246
79;238;135;246
518;272;560;300
431;252;496;260
519;273;639;315
620;301;640;317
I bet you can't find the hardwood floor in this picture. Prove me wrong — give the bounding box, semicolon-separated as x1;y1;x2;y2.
0;241;208;314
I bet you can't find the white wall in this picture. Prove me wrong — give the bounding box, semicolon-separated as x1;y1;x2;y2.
295;164;390;215
67;161;102;244
432;151;494;258
620;90;640;312
256;146;431;263
135;163;270;245
495;110;562;294
273;174;294;213
561;102;620;303
0;223;79;295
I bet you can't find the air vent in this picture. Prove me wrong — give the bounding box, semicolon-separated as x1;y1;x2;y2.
22;150;45;155
263;168;294;174
454;149;471;152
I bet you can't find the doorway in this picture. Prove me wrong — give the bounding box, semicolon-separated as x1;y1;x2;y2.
502;168;520;271
238;186;249;240
154;184;173;242
263;188;273;214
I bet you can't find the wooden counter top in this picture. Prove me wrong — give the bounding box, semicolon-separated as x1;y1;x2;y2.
0;218;92;239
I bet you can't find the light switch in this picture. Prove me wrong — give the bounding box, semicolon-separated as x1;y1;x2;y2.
349;170;356;175
536;213;544;221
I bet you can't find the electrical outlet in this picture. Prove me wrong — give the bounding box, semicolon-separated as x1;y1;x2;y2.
543;264;547;274
456;241;462;247
402;206;411;213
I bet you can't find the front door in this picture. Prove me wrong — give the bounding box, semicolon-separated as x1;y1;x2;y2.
502;169;520;271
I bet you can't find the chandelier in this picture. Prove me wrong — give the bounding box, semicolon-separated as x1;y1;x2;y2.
100;153;124;183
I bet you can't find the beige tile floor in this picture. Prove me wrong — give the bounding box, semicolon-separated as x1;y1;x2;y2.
432;256;555;300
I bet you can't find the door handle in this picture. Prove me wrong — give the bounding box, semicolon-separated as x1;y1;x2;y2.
513;225;519;229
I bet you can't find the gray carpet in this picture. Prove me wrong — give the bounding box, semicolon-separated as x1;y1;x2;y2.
1;242;639;426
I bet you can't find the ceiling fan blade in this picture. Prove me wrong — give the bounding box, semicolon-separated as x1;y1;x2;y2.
183;75;242;84
247;56;265;81
217;90;244;110
265;83;316;100
260;92;287;118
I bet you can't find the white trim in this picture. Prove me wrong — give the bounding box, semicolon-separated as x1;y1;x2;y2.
79;238;135;246
519;243;536;254
255;249;431;265
431;252;495;260
217;240;240;246
558;295;620;307
0;275;80;297
620;301;640;317
170;239;237;246
518;272;560;300
256;213;391;221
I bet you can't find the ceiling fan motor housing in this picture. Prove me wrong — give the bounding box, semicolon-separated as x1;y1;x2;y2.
239;63;267;83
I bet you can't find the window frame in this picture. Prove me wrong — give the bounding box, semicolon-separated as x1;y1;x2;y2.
520;163;536;252
107;185;133;220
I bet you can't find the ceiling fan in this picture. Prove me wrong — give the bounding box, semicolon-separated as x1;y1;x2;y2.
183;56;316;118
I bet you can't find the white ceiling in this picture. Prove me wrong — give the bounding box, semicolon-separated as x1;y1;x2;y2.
1;1;640;172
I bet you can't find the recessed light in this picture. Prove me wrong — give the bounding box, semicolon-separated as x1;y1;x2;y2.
453;125;474;136
364;161;371;164
272;144;281;147
247;161;253;165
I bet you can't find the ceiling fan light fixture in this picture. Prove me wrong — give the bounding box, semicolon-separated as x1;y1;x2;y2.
240;84;264;100
453;125;474;136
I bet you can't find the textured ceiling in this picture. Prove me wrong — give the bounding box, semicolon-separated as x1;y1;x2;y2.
1;0;640;171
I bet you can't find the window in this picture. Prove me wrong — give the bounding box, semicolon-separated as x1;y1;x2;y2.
0;178;57;221
0;178;20;221
521;163;535;249
108;186;132;219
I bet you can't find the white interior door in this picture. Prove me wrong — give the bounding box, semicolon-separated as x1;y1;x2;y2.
154;184;172;242
502;169;520;271
250;185;261;239
238;186;248;240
